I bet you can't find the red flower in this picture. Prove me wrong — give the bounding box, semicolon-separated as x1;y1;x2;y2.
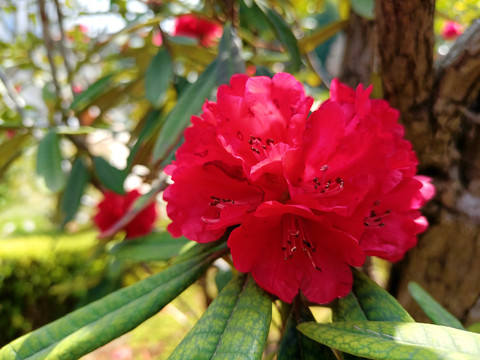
173;15;222;47
94;190;157;239
164;73;434;304
441;21;463;40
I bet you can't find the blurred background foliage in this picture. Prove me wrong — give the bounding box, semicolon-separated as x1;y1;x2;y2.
0;0;477;357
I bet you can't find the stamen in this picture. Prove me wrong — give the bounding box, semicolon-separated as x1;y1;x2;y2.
310;166;344;197
281;215;321;271
247;135;275;160
363;208;392;228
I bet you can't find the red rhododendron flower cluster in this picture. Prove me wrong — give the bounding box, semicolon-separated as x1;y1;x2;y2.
173;14;222;47
94;190;157;239
441;21;463;40
164;73;434;304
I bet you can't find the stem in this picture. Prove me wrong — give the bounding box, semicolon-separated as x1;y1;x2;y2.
53;0;74;85
38;0;63;124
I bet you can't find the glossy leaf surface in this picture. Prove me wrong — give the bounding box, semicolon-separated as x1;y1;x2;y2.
299;321;480;360
168;274;272;360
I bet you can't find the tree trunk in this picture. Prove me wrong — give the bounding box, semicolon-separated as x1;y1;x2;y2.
373;0;480;324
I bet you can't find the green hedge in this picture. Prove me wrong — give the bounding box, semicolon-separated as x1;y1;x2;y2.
0;232;103;345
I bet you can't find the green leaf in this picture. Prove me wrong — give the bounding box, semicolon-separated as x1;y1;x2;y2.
332;292;369;360
408;282;465;330
0;243;222;360
299;20;348;54
70;74;115;111
36;129;67;193
214;267;234;294
333;292;367;322
278;301;336;360
0;132;30;176
352;268;413;322
217;22;246;86
152;59;218;163
145;48;173;108
298;321;480;360
468;322;480;334
92;155;126;194
168;274;272;360
61;157;90;226
252;0;302;71
109;231;191;262
351;0;375;20
126;110;163;171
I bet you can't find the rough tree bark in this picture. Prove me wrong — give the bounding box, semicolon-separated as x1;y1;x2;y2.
371;0;480;324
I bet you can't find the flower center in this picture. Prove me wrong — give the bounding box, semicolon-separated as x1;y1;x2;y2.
201;195;257;225
248;135;275;161
363;203;391;228
311;165;344;197
282;215;321;271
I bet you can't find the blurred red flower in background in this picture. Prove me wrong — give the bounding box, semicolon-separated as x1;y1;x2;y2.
441;21;463;40
152;31;163;47
164;73;434;304
94;189;157;239
173;14;222;46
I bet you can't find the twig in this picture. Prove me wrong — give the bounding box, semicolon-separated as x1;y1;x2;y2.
38;0;63;124
0;66;25;119
52;0;73;83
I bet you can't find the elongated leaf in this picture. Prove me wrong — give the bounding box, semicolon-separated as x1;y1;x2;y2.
0;243;224;360
109;231;191;262
252;0;302;71
217;23;246;86
36;130;66;193
332;292;369;360
145;49;173;108
352;268;413;322
61;157;90;226
408;282;465;330
0;132;30;176
278;301;336;360
299;321;480;360
70;74;115;111
126;110;162;171
299;20;348;54
92;156;126;194
333;292;367;322
152;59;218;163
168;274;272;360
